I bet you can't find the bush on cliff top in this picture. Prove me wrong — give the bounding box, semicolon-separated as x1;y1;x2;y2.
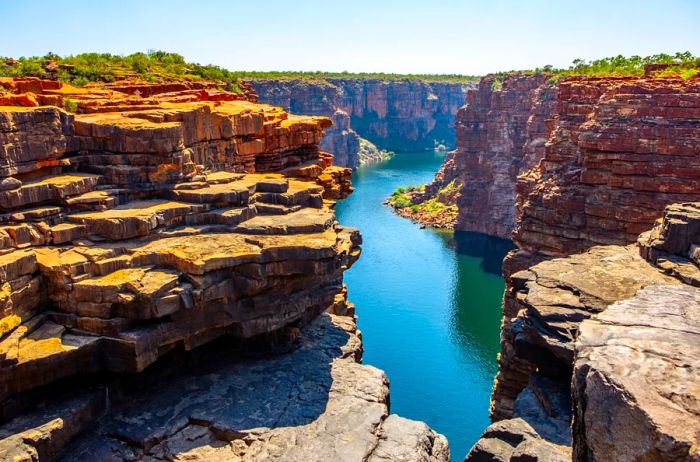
491;51;700;81
0;51;242;92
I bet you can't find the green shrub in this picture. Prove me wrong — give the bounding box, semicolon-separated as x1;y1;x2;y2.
392;196;412;209
63;98;78;112
0;51;244;93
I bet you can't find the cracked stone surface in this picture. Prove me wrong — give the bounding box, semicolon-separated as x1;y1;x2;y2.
573;284;700;462
31;313;449;462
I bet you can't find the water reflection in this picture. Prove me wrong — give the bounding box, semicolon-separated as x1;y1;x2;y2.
439;231;513;376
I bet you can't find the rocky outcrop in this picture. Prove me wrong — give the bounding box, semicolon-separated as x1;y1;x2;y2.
468;203;700;461
569;205;700;462
573;284;700;462
250;78;471;167
515;76;700;255
0;77;446;460
1;313;449;462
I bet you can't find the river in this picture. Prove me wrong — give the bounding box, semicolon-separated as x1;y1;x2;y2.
334;151;514;460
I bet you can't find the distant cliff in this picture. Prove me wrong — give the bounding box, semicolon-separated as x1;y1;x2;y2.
249;78;471;167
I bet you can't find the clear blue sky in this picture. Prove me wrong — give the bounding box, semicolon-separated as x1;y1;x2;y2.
1;0;699;75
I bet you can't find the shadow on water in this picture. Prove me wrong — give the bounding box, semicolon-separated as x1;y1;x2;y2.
441;231;515;276
438;230;514;377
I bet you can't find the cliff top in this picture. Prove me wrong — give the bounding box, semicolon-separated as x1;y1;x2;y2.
1;51;480;93
235;71;480;83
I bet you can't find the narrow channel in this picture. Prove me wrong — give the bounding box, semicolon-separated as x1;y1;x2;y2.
335;151;514;459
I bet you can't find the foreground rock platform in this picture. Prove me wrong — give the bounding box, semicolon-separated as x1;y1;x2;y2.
0;314;449;462
573;284;700;461
467;201;700;461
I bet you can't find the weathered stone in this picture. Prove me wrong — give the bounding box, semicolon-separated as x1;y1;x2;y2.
52;314;448;462
573;284;700;462
0;76;444;461
251;78;472;167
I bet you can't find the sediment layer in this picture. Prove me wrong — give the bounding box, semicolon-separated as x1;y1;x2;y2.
460;72;700;461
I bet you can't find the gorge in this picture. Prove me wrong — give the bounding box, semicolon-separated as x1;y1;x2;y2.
0;48;699;462
403;67;700;460
0;76;450;461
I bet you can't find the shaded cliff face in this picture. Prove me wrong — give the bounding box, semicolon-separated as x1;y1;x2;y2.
250;78;470;167
0;77;448;461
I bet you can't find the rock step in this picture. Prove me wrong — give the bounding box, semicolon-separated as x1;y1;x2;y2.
574;284;700;461
67;200;207;240
235;208;335;235
0;173;102;211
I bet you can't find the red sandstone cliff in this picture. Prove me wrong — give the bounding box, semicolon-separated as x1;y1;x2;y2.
415;73;557;237
457;73;700;461
250;78;471;167
515;76;700;255
0;77;448;461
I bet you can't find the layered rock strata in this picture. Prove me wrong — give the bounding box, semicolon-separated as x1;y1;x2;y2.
2;313;449;462
414;74;700;242
459;73;700;461
516;76;700;255
250;78;471;167
467;203;700;461
0;77;445;460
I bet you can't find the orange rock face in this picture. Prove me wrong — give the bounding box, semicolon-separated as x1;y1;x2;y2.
0;77;356;413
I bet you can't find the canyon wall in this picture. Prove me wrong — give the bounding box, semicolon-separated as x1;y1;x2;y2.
0;77;448;461
420;74;558;237
250;78;471;168
433;73;700;461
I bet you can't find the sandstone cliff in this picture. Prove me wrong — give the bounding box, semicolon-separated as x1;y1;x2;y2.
458;73;700;461
391;74;557;232
0;77;448;461
250;78;471;168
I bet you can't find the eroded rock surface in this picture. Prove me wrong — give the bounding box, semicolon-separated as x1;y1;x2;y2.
573;284;700;462
405;74;556;234
492;245;678;422
0;314;448;462
515;76;700;255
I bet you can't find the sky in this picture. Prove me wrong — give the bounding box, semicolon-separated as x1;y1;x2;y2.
1;0;699;75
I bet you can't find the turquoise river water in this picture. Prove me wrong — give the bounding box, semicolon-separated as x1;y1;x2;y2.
335;151;514;460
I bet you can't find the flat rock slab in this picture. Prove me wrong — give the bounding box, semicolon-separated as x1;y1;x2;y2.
513;245;678;363
54;314;448;462
235;208;335;235
574;284;700;461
